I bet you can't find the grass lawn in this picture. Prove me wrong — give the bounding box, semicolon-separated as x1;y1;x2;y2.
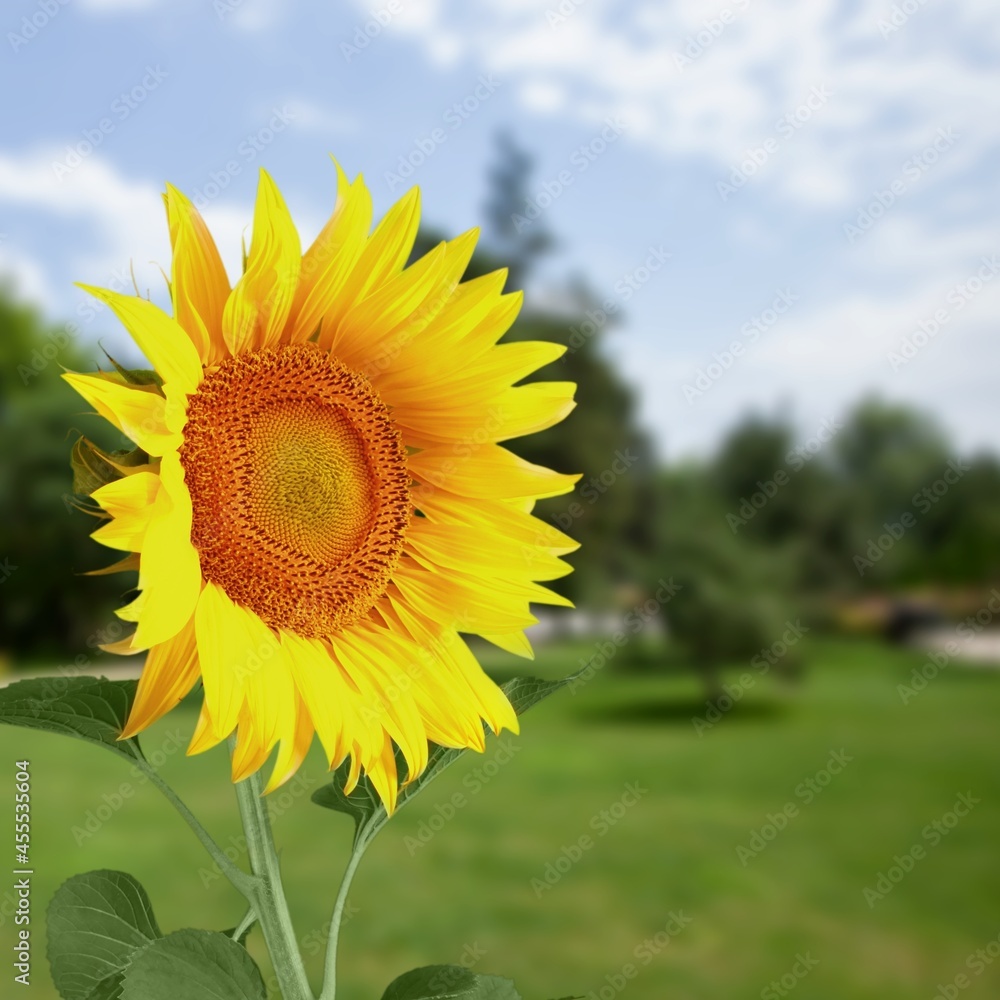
2;635;998;999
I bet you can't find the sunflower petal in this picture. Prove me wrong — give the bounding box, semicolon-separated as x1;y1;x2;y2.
264;693;314;794
90;471;162;553
410;443;580;502
222;169;301;354
131;452;202;650
318;186;421;350
120;615;200;739
62;373;180;456
76;286;202;395
289;161;372;344
164;183;230;364
194;582;261;739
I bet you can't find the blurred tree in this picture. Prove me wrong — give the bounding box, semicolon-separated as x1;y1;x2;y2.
0;289;127;661
656;462;801;699
481;130;556;292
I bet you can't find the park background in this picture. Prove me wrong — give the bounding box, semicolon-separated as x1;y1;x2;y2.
1;1;999;998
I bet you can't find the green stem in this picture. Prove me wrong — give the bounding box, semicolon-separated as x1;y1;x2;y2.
232;905;258;942
318;828;374;1000
233;761;314;1000
133;750;256;901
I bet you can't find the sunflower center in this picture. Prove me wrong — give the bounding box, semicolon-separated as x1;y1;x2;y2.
180;344;410;637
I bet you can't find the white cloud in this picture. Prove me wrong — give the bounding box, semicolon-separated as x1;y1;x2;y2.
0;151;334;318
518;80;567;114
0;244;55;305
368;0;1000;214
0;151;169;292
0;152;261;319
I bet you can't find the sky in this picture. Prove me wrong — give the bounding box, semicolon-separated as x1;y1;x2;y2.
1;0;998;459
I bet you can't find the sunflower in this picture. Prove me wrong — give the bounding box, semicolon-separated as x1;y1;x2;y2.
65;163;579;809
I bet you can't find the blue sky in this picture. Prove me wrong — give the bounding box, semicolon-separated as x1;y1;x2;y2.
1;0;998;457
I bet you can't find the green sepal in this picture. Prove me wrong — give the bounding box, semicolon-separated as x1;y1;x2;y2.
70;434;150;502
102;349;163;388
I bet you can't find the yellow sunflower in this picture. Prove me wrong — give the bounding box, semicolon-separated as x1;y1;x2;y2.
66;162;579;809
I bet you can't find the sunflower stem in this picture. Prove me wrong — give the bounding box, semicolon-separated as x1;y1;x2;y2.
232;750;314;1000
132;751;257;900
318;826;375;1000
232;905;259;941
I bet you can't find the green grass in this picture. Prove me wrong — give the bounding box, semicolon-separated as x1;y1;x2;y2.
2;636;999;999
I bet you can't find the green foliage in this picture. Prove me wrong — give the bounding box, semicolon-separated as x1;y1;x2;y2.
704;399;1000;594
380;965;522;1000
0;291;133;659
658;464;800;676
47;870;161;999
119;930;266;1000
0;676;141;761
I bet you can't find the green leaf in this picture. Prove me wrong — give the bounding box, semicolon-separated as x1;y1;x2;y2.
47;870;161;1000
381;965;522;999
120;930;266;1000
494;673;578;716
0;676;141;762
312;673;577;844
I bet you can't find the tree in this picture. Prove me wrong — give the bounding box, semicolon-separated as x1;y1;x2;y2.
0;289;127;660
